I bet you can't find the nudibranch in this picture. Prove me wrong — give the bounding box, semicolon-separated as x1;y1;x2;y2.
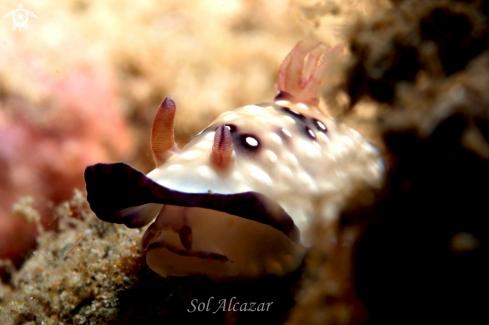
84;41;382;281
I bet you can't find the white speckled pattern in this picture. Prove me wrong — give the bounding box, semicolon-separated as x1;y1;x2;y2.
137;41;384;280
147;102;382;246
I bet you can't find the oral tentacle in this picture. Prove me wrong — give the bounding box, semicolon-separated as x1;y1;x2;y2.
151;96;179;167
211;124;234;168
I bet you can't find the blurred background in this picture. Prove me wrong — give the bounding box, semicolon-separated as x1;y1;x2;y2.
0;0;376;270
2;1;488;324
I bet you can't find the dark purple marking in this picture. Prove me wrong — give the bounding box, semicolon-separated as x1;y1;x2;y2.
278;106;306;121
240;134;260;151
276;128;292;145
224;124;237;132
305;126;316;140
314;119;327;133
207;123;262;157
84;163;299;242
274;90;295;102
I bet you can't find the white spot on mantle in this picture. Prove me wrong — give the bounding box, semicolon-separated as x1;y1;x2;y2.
245;137;258;147
196;141;212;149
222;114;240;121
316;120;327;131
284;116;296;124
307;128;316;139
278;165;293;179
275;100;290;106
197;165;216;179
270;133;282;145
281;128;292;137
286;153;299;167
167;164;182;171
204;132;216;141
266;150;278;163
242;105;263;115
179;150;200;160
249;165;272;186
232;171;243;181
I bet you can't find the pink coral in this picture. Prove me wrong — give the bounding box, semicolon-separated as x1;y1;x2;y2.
0;64;134;266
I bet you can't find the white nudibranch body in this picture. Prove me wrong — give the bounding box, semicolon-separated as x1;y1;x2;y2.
84;41;383;281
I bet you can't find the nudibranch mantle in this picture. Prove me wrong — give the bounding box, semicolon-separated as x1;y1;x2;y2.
146;103;377;242
84;41;382;281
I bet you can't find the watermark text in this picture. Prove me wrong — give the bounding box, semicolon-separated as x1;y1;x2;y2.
187;297;273;313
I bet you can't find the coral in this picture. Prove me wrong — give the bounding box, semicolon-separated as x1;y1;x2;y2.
286;1;489;324
0;0;311;266
0;0;385;278
0;191;303;324
0;65;134;267
343;0;489;105
7;0;489;324
0;190;144;324
352;54;489;325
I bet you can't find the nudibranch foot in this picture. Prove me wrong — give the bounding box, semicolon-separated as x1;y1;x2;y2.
143;205;305;279
84;162;304;280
